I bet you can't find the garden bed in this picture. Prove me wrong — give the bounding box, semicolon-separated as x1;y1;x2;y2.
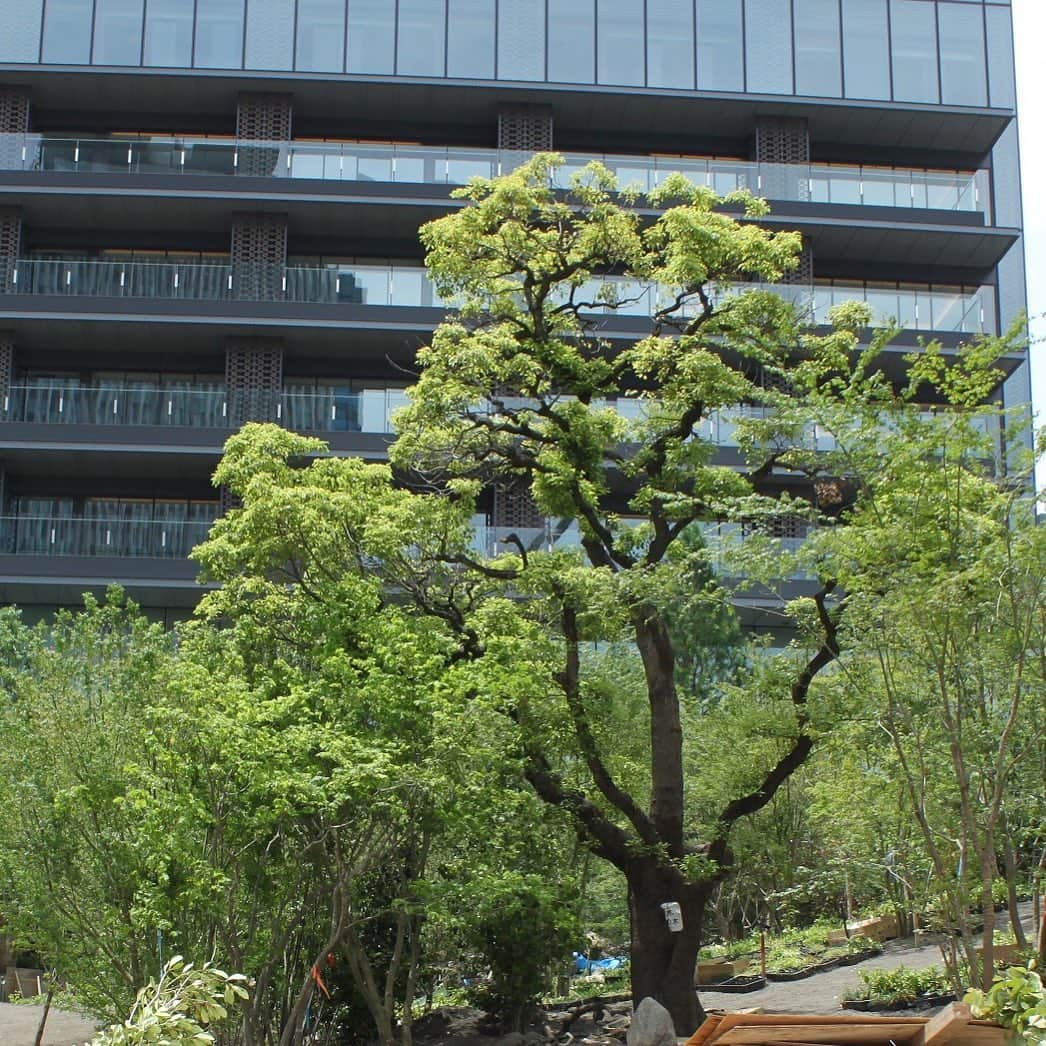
844;992;956;1013
766;966;820;982
704;975;767;994
837;948;882;967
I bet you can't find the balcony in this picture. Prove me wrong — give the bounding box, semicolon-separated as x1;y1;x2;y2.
0;514;214;559
0;259;996;336
0;135;991;219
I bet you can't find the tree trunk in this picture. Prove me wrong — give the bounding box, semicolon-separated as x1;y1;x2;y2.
627;861;708;1037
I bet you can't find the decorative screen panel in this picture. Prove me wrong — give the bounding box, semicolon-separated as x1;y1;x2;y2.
0;333;14;399
754;117;810;165
230;213;287;300
0;87;30;132
0;209;21;293
236;91;292;176
497;104;554;152
225;338;284;426
780;241;813;285
492;479;543;529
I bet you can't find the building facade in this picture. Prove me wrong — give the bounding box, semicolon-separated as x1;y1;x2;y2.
0;0;1028;623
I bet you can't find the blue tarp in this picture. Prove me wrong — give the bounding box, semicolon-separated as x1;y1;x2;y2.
573;954;627;974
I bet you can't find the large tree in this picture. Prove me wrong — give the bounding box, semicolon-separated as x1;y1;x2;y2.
199;156;1021;1032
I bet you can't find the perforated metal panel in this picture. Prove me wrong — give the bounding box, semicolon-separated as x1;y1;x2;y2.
753;117;810;164
236;92;293;176
780;241;814;286
498;105;554;153
0;333;14;399
225;338;284;426
492;479;543;529
0;209;21;294
0;87;30;133
230;213;288;300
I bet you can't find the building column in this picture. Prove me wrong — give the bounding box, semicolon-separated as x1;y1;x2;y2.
0;209;22;294
497;104;554;155
230;213;288;301
753;116;811;202
236;92;293;177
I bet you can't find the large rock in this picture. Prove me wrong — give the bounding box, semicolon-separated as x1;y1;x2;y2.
627;997;676;1046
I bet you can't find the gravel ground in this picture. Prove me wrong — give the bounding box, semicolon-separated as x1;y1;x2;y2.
698;902;1037;1018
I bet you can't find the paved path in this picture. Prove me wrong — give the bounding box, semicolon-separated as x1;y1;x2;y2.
699;903;1037;1017
0;1001;100;1046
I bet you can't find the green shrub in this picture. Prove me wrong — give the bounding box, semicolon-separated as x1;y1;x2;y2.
844;965;953;1005
965;963;1046;1044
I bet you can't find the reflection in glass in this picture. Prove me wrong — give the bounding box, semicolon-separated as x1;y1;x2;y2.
795;0;841;97
0;0;45;64
296;0;345;72
938;3;987;106
41;0;93;63
447;0;495;79
697;0;743;92
143;0;193;65
597;0;644;86
841;0;890;100
548;0;594;84
985;6;1015;109
744;0;793;94
647;0;694;89
92;0;144;65
194;0;245;68
397;0;446;76
347;0;395;73
890;0;939;102
497;0;544;81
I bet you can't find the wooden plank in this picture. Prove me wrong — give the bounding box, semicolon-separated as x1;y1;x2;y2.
914;1003;974;1046
715;1023;925;1045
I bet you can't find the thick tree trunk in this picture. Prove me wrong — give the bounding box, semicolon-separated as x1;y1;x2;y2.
627;861;708;1037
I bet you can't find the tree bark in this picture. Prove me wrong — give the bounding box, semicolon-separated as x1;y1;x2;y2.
626;860;708;1036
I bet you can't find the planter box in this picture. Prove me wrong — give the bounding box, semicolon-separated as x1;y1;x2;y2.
694;958;750;985
837;948;881;967
766;966;818;982
4;967;47;1001
827;915;900;946
844;992;956;1013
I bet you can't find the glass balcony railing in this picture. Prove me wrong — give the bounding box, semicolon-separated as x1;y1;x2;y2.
0;515;214;558
1;259;995;335
0;134;990;219
1;384;410;434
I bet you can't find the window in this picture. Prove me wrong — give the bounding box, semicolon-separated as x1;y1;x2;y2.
497;0;544;81
985;5;1015;109
245;0;294;69
842;0;890;100
890;0;939;102
447;0;495;79
296;0;345;72
745;0;793;94
647;0;693;89
42;0;93;63
346;0;394;73
0;0;45;63
193;0;244;68
92;0;143;63
397;0;445;76
795;0;841;97
143;0;192;66
697;0;743;92
548;0;594;84
597;0;643;87
938;2;986;106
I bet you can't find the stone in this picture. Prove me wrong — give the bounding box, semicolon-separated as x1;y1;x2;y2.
626;998;676;1046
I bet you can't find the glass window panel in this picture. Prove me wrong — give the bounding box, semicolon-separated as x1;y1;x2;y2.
697;0;743;91
890;0;938;102
548;0;594;84
597;0;643;86
745;0;792;94
447;0;494;79
795;0;841;97
295;0;345;71
647;0;693;89
194;0;244;68
245;0;294;69
42;0;93;63
497;0;544;80
938;3;986;107
0;0;45;62
841;0;890;100
397;0;445;76
347;0;394;72
985;6;1015;109
92;0;143;63
143;0;192;65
